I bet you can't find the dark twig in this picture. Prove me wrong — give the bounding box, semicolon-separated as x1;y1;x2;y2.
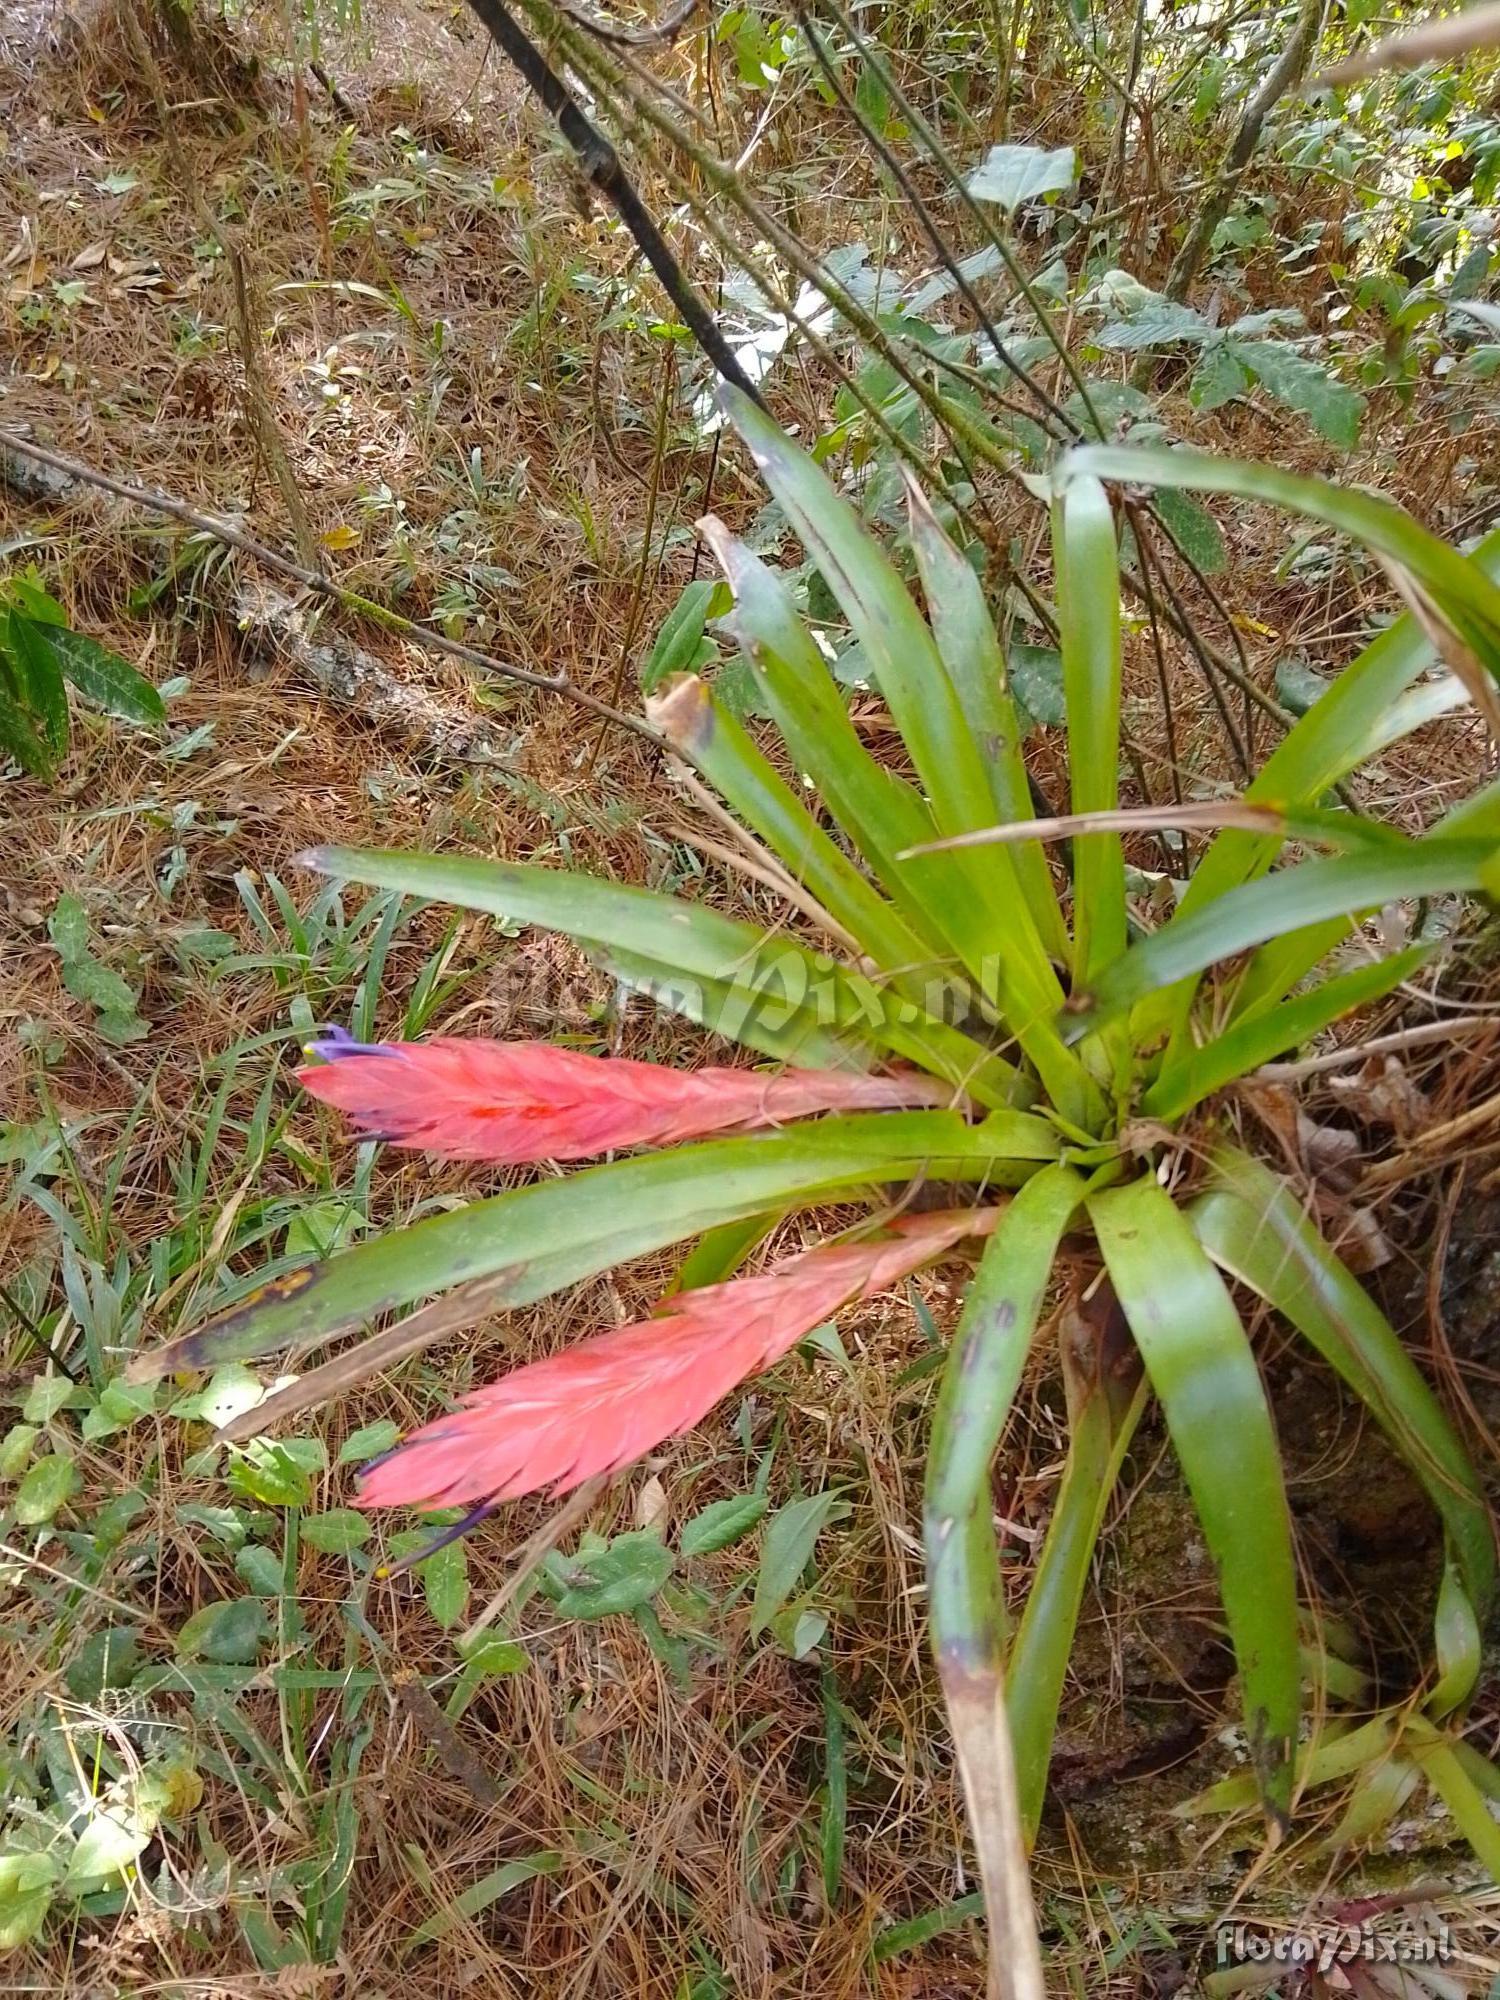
1160;0;1323;305
461;0;764;402
1133;528;1184;810
1128;503;1249;779
0;1283;83;1384
556;0;697;45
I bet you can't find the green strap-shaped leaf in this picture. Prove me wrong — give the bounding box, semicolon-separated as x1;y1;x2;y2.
1190;1145;1494;1619
300;845;1022;1107
1054;475;1125;987
1404;1715;1500;1879
132;1110;1056;1377
1006;1321;1145;1841
719;389;1096;1126
1429;1558;1482;1718
1065;837;1497;1037
597;942;874;1073
1066;445;1500;672
925;1167;1085;1857
598;942;1025;1109
646;673;970;1012
1177;1713;1396;1819
1091;1176;1300;1824
905;482;1069;963
923;1172;1083;1983
1225;914;1359;1028
1122;506;1500;1049
1143;945;1430;1120
702;524;945;942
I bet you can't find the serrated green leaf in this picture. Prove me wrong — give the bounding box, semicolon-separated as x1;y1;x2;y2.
65;1798;155;1887
94;1007;150;1046
1094;298;1214;350
1008;644;1065;728
234;1544;286;1596
640;579;729;695
338;1419;402;1465
61;955;138;1017
419;1539;469;1629
226;1441;314;1507
22;1375;78;1423
455;1631;528;1676
0;1852;59;1950
680;1493;767;1557
46;893;91;963
0;1423;39;1480
1274;657;1333;715
1190;341;1252;411
31;621;165;724
1152;488;1227;575
65;1627;142;1701
1233;341;1365;449
6;611;68;755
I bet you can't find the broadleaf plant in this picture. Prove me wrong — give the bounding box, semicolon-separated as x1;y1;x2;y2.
138;394;1499;1991
0;571;164;780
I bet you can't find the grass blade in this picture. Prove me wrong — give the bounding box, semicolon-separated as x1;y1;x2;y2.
1190;1145;1494;1618
1091;1177;1301;1825
925;1167;1084;1966
403;1849;563;1950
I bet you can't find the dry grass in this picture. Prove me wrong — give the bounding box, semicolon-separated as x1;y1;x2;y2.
3;2;1500;1994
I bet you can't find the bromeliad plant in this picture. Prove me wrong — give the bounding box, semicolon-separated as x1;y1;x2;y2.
136;391;1500;1987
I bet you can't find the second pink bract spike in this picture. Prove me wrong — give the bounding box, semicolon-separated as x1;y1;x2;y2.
356;1205;1001;1511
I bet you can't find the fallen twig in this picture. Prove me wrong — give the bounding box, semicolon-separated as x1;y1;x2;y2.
0;427;665;748
235;582;518;764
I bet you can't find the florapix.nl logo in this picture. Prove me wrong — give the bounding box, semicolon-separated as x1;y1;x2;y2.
1215;1916;1454;1975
